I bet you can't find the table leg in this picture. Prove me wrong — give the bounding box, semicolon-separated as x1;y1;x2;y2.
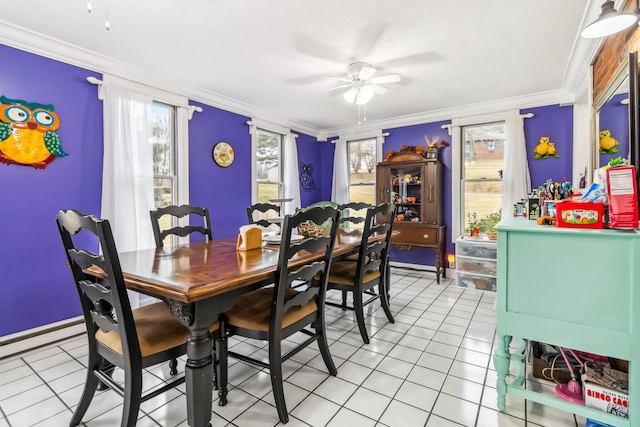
493;334;512;411
185;327;214;427
386;255;391;301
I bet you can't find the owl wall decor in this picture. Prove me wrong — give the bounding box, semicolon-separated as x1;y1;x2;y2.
0;95;68;169
299;162;316;192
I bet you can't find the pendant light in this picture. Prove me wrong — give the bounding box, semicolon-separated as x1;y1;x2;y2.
581;1;638;38
86;0;112;30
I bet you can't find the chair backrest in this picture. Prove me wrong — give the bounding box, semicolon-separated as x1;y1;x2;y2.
354;203;396;283
301;201;338;228
246;203;281;228
150;204;212;248
338;202;372;228
56;209;142;362
272;206;340;332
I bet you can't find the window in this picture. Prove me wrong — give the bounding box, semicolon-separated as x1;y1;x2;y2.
151;102;177;208
347;138;377;204
461;122;505;233
255;128;283;203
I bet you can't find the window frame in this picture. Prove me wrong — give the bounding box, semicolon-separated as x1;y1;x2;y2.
334;129;385;205
254;128;284;203
250;119;289;204
347;137;379;204
460;121;505;234
151;101;178;208
450;112;508;241
143;89;191;244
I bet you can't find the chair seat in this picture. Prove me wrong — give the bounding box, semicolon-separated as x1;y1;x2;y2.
225;288;317;332
342;253;359;262
96;302;220;357
327;260;381;286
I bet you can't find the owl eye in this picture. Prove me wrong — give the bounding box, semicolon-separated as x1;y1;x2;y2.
34;110;55;126
5;106;29;123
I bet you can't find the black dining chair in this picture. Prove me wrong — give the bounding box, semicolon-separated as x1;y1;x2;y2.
218;205;340;424
56;209;221;427
149;204;212;248
246;202;281;227
325;202;396;344
338;201;371;228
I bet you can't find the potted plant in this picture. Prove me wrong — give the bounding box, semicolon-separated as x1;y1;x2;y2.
466;210;502;239
466;212;482;238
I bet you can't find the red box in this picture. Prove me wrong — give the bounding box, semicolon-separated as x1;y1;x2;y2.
555;201;605;228
606;165;639;229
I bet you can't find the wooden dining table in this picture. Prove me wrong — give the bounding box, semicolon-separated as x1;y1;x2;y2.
108;228;378;427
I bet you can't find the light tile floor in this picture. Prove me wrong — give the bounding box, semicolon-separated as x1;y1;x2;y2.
0;268;588;427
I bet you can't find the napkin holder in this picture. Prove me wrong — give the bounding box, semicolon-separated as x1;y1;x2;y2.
236;225;262;251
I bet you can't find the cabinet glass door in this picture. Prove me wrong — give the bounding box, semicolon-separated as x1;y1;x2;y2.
390;165;422;222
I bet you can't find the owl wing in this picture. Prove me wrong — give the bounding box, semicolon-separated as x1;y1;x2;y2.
0;123;11;142
44;131;68;157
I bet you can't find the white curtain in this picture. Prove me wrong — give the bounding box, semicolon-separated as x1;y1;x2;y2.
331;138;349;204
282;133;301;215
100;76;156;307
502;113;531;217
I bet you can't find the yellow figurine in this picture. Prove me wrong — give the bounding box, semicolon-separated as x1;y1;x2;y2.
533;136;559;159
599;129;620;154
547;142;559;158
533;136;550;159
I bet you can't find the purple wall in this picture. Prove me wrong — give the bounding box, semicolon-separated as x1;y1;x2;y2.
523;104;574;188
599;93;629;166
383;121;454;264
187;107;334;237
297;132;332;207
0;44;103;336
188;102;251;239
0;43;575;337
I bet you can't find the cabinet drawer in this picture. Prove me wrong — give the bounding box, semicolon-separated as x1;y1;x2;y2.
392;227;438;246
456;272;496;291
457;255;497;276
455;238;497;259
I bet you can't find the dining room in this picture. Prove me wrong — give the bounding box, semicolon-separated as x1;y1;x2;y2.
0;1;618;426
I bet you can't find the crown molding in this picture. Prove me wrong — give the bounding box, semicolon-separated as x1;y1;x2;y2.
562;0;603;98
0;19;584;142
322;88;575;138
0;20;320;139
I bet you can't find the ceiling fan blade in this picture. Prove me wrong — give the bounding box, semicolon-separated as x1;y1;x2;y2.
370;74;401;84
325;83;353;92
358;66;376;80
343;87;358;103
327;76;353;83
369;84;388;95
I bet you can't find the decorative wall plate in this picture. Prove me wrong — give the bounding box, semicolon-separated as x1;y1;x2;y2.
212;141;234;167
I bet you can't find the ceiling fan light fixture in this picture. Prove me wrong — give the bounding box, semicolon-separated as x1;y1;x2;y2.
355;86;375;105
343;88;358;103
348;62;375;80
581;0;638;38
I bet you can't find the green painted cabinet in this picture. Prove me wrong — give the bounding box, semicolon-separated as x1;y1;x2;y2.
493;217;640;426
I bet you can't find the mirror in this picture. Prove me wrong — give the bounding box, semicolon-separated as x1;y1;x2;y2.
594;57;630;173
629;51;640;185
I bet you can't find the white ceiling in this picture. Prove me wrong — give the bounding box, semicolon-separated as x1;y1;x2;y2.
0;1;603;136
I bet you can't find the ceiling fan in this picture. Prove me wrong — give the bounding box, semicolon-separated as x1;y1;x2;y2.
327;62;401;105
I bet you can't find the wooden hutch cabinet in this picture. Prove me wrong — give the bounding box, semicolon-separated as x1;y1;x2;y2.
376;151;446;281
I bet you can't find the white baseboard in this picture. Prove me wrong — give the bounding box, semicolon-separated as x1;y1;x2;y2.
390;261;436;271
390;261;456;276
0;317;85;360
